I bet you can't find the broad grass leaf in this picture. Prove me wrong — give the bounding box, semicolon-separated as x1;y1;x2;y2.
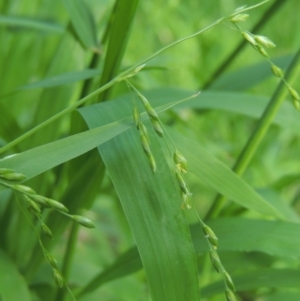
18;69;102;90
62;0;98;51
142;88;300;134
0;98;187;189
0;14;64;33
170;130;284;219
0;249;31;301
79;97;200;301
209;54;294;91
79;218;300;295
201;268;300;297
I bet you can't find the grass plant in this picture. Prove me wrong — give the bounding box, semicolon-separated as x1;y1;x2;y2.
0;0;300;301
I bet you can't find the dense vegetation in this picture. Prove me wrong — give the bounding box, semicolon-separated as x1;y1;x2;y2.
0;0;300;300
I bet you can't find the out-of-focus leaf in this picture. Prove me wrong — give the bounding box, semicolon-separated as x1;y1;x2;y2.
142;88;300;134
201;268;300;297
62;0;98;51
0;15;64;33
98;0;140;101
18;69;102;90
78;95;200;301
209;54;294;91
0;249;31;301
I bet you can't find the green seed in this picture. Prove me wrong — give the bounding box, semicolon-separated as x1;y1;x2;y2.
241;31;257;46
209;249;223;273
175;171;189;194
52;268;64;288
229;13;249;23
256;44;269;58
224;271;235;291
254;35;276;48
71;215;95;228
148;153;157;173
138;94;159;120
271;65;283;78
293;99;300;111
12;184;36;195
133;107;140;129
181;192;192;210
288;86;300;101
30;195;68;212
139;123;150;141
0;168;14;175
173;150;188;173
225;289;236;301
0;172;26;181
141;133;151;155
46;253;57;269
150;117;163;137
26;198;41;215
203;225;218;249
42;224;53;239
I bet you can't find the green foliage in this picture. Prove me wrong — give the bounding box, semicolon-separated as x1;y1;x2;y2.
1;0;300;301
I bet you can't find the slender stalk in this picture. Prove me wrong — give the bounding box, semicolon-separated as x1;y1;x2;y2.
203;0;285;89
0;1;268;155
205;46;300;219
55;222;80;301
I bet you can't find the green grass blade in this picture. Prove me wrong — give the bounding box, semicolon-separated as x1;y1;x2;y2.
170;130;284;219
209;53;294;91
201;268;300;297
78;217;300;295
97;0;139;101
0;14;64;33
62;0;98;51
79;97;200;301
142;88;300;133
0;249;31;301
17;69;102;90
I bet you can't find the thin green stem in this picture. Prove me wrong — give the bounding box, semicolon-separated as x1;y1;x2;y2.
55;222;80;301
203;0;285;89
205;45;300;219
0;1;266;155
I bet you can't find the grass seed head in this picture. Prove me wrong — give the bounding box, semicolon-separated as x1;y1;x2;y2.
13;184;36;195
224;271;235;291
148;153;157;173
71;215;95;228
46;253;58;268
141;133;151;155
181;192;192;209
271;65;284;78
254;35;276;48
174;150;188;173
42;224;53;239
255;44;269;58
133;107;140;129
203;225;218;249
150;117;163;137
175;171;189;194
52;268;64;288
26;198;41;216
229;13;249;23
0;168;15;175
0;172;26;181
225;289;236;301
288;86;300;101
241;31;257;46
293;99;300;111
209;249;223;273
